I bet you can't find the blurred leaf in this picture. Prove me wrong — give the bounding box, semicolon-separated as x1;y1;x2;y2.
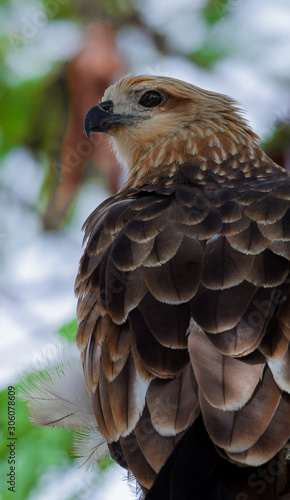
0;64;66;159
57;318;78;342
0;78;44;157
203;0;229;24
93;0;135;21
188;45;228;68
262;122;290;153
42;0;79;20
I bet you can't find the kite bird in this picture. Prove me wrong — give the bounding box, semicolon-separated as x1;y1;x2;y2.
22;75;290;499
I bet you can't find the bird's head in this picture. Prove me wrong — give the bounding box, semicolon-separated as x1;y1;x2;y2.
84;74;258;180
85;74;193;136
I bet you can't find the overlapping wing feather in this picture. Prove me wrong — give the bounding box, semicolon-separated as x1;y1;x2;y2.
75;167;290;490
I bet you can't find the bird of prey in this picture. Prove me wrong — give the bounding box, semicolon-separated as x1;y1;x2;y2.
24;74;290;499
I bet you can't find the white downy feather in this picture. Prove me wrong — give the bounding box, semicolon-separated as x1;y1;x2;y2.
19;342;95;429
19;342;108;468
72;430;109;470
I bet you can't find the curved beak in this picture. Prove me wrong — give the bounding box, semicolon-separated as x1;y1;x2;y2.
84;101;135;139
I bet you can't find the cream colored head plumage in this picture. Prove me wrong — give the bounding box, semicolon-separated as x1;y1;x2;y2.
100;74;258;168
84;74;274;189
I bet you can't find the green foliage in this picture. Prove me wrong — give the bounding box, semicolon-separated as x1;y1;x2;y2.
42;0;79;20
57;318;78;342
188;45;228;68
0;0;70;163
0;387;73;500
262;123;290;154
0;78;47;157
202;0;229;24
0;317;114;500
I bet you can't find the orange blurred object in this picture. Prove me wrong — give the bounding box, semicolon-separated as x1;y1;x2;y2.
42;22;126;230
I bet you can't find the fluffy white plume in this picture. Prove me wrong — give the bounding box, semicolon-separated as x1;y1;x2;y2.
72;430;109;470
19;342;109;467
19;342;95;429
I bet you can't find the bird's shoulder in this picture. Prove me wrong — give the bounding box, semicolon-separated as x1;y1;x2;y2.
75;162;290;354
77;163;290;267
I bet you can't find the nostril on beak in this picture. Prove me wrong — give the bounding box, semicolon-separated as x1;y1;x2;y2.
99;100;114;113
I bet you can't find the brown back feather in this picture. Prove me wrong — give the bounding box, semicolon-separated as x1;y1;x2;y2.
76;159;290;497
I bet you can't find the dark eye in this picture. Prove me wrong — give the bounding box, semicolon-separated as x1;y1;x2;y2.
138;91;162;108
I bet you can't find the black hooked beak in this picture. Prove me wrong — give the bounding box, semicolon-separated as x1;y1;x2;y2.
84;100;134;139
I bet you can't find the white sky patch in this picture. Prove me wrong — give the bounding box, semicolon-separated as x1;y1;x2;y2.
27;461;135;500
5;19;81;83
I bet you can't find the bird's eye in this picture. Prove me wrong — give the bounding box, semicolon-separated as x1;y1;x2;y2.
138;91;163;108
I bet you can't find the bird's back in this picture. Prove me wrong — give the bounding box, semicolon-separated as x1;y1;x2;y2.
76;163;290;498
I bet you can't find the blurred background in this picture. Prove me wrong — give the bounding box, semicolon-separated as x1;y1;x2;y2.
0;0;290;498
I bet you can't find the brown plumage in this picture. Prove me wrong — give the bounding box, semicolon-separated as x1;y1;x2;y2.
75;74;290;498
22;74;290;499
